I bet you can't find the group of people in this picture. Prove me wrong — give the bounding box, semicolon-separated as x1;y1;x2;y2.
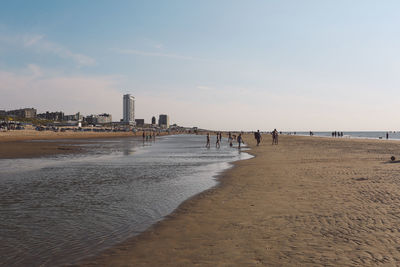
142;131;156;141
206;132;244;149
205;129;280;148
255;129;279;145
332;131;344;137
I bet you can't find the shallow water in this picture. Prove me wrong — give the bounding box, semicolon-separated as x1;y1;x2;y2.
0;134;252;266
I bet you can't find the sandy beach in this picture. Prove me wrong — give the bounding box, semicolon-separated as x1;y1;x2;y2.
3;132;400;265
74;134;400;266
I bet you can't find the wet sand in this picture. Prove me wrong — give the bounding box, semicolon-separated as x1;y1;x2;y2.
78;134;400;266
0;130;157;159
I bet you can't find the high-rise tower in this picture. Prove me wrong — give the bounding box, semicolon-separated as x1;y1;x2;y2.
123;94;135;125
158;114;170;128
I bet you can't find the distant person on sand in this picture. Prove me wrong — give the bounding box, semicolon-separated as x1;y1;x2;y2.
237;134;244;149
272;129;278;145
386;132;389;140
142;132;145;141
228;132;233;147
206;133;210;148
254;130;261;146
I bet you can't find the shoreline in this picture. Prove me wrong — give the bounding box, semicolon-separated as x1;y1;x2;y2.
79;134;400;266
78;137;256;266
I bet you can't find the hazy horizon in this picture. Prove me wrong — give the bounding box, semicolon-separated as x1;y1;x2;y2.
1;1;400;131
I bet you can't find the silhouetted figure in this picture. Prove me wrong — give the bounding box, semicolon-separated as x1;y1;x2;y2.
272;129;279;145
237;134;244;149
255;130;261;146
206;133;211;148
216;133;220;148
386;132;389;140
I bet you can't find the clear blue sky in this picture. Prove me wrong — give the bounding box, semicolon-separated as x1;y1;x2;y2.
1;0;400;131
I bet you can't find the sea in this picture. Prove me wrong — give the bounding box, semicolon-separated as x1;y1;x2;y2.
0;134;252;266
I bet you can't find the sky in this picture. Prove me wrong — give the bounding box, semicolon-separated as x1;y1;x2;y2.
1;0;400;131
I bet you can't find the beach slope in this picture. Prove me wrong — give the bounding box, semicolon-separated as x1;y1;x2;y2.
79;135;400;266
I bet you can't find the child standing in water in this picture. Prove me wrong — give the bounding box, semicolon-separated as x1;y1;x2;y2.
216;133;220;148
206;133;211;148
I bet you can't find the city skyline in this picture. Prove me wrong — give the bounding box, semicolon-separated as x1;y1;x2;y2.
2;1;400;131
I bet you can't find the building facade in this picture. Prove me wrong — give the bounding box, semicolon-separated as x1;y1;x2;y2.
37;111;64;121
123;94;135;125
135;119;144;127
7;108;37;118
64;112;83;121
86;113;112;125
158;114;170;128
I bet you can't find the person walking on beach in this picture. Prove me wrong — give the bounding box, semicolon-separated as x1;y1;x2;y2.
254;130;261;146
142;131;145;141
206;133;211;148
272;129;278;145
386;132;389;140
237;133;244;149
216;133;221;148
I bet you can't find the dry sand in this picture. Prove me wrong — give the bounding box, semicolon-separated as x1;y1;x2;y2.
78;134;400;266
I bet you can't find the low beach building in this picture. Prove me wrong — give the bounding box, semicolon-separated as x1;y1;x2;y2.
86;113;112;125
135;119;144;127
64;112;83;121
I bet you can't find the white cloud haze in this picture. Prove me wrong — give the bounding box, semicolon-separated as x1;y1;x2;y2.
0;65;121;117
0;33;95;66
1;63;399;131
